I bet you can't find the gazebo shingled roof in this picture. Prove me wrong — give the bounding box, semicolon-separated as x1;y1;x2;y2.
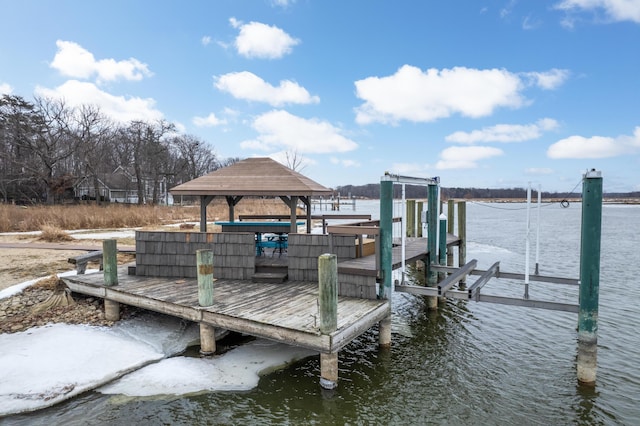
169;157;334;232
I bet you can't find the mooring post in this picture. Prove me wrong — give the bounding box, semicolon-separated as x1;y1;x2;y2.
102;239;120;321
438;213;447;284
426;182;439;309
406;199;416;237
447;199;455;267
417;201;424;237
319;253;339;389
457;201;467;289
197;249;216;356
577;169;603;386
379;178;393;300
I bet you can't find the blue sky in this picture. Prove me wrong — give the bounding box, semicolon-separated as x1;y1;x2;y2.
1;0;639;192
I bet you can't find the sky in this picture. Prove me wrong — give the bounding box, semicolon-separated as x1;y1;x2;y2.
1;0;639;193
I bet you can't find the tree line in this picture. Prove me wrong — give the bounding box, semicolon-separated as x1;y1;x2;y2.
0;94;239;204
335;184;640;200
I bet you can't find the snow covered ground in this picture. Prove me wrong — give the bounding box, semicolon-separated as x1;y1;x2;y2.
0;277;316;416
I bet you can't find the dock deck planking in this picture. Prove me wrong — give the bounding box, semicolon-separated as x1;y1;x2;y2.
338;234;460;276
62;267;389;353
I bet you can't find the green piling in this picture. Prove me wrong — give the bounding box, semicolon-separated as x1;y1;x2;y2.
379;179;393;300
577;169;603;386
197;249;214;306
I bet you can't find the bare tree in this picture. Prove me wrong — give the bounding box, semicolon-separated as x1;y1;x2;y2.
6;97;78;204
74;104;113;204
284;150;308;172
168;134;219;182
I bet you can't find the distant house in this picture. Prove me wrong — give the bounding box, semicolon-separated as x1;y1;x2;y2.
73;166;172;205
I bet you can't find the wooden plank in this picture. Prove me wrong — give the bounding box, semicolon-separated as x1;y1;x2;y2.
326;225;380;235
330;302;390;351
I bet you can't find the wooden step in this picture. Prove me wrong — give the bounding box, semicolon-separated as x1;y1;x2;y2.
252;272;288;283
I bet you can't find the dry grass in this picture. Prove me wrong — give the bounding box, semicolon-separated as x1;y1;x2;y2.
38;225;74;242
32;275;63;291
0;198;296;232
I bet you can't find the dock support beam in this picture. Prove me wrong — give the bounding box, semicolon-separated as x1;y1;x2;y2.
319;253;339;389
447;200;454;267
577;169;602;386
197;249;216;355
102;239;120;321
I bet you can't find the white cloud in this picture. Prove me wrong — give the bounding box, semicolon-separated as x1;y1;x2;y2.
525;167;554;175
521;69;570;90
271;0;295;6
0;82;12;95
35;80;163;123
446;118;559;144
435;146;504;169
522;15;542;30
201;36;212;46
239;110;358;154
547;127;640;159
354;65;526;124
555;0;640;23
50;40;152;83
330;157;361;168
388;162;430;176
230;18;299;59
215;71;319;106
192;113;226;127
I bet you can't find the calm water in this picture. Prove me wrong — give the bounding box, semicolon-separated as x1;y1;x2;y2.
4;200;639;425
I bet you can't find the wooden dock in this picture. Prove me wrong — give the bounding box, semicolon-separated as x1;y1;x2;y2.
62;267;390;353
338;234;460;276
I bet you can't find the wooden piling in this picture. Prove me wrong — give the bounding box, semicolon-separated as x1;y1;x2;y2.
417;201;424;237
104;299;120;321
197;249;214;307
319;253;338;333
102;239;120;321
426;183;439;309
320;353;338;390
379;314;392;348
438;213;447;278
199;323;216;356
457;201;467;289
102;239;118;287
447;200;454;267
318;253;338;389
379;179;393;300
406;199;416;237
577;170;602;386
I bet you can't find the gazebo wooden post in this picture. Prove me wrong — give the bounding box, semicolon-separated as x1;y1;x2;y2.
300;196;312;233
226;196;243;222
200;195;215;232
290;196;298;233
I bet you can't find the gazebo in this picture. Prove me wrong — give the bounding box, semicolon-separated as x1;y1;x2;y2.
169;157;334;233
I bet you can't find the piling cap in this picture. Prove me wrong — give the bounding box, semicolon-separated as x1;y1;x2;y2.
584;169;602;178
439;213;447;220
